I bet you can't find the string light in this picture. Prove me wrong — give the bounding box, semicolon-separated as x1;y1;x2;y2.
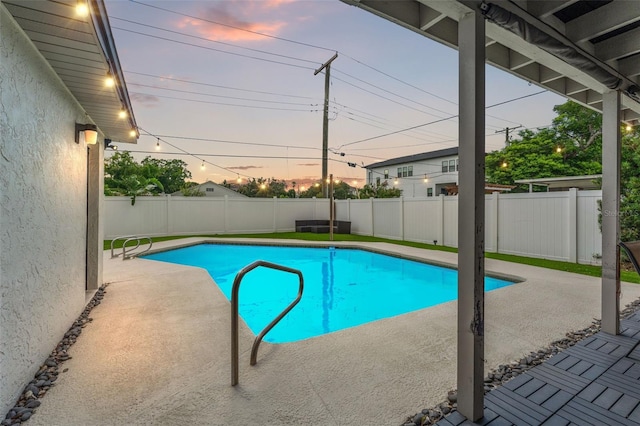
75;1;89;17
105;73;115;88
200;162;205;170
555;146;562;153
155;138;160;150
314;183;320;188
129;129;137;138
501;161;508;168
627;124;633;132
424;174;429;183
237;175;242;183
260;183;266;190
394;178;399;185
118;109;128;119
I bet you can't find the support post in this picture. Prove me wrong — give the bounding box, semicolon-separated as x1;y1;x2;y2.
568;188;578;263
601;90;621;335
329;174;334;241
457;8;486;422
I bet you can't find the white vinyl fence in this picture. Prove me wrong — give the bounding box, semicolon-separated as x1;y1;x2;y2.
105;189;603;265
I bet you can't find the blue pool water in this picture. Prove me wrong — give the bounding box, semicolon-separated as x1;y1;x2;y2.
143;244;514;343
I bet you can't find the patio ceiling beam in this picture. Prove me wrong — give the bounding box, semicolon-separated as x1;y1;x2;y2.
526;0;578;19
595;27;640;62
457;6;485;422
419;5;446;31
566;1;640;44
601;90;621;335
618;54;640;78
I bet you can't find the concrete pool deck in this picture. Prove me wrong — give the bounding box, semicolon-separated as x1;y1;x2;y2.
27;238;640;425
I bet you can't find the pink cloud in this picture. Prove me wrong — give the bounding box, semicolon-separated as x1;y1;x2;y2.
228;165;263;170
177;1;291;42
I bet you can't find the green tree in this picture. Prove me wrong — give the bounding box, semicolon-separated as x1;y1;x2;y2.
140;157;191;194
486;101;602;190
619;126;640;242
105;151;193;201
299;184;323;198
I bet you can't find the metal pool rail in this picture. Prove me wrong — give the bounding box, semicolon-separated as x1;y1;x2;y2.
110;235;153;260
231;260;304;386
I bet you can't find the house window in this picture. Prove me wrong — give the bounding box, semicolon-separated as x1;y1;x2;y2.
402;166;408;177
449;160;455;172
427;188;433;197
384;169;389;179
408;166;413;177
206;188;214;192
456;159;459;171
397;167;402;178
376;177;381;186
442;161;448;173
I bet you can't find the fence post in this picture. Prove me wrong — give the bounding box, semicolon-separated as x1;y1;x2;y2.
568;188;578;263
273;196;278;232
488;191;499;253
438;194;445;246
224;195;229;234
347;198;351;221
370;197;375;237
399;196;405;241
166;195;173;235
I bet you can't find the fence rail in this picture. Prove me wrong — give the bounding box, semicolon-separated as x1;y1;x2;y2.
105;189;603;265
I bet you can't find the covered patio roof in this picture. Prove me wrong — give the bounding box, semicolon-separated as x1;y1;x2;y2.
340;0;640;422
340;0;640;126
3;0;138;144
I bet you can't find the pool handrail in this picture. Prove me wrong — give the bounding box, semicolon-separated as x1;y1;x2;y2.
110;235;153;260
231;260;304;386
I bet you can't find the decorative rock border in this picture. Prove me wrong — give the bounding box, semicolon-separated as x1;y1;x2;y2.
402;298;640;426
2;284;109;425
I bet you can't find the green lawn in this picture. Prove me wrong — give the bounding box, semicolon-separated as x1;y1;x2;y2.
104;233;640;284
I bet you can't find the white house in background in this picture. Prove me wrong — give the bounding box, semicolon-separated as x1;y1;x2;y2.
365;147;459;197
172;181;247;198
1;1;137;414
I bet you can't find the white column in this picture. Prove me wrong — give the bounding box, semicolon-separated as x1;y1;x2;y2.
86;143;103;291
370;197;375;236
568;188;578;263
457;8;486;421
601;90;621;335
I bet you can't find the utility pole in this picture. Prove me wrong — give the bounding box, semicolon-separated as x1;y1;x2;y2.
314;52;338;198
495;125;522;146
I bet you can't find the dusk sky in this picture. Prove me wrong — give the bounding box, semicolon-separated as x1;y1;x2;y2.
105;0;566;187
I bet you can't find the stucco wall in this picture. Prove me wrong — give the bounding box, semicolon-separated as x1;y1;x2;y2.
0;8;90;413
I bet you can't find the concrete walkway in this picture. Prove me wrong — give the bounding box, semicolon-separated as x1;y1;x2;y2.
28;239;640;425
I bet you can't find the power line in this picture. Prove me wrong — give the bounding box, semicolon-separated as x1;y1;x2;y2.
336;90;547;149
111;26;316;71
128;0;336;53
129;91;320;112
111;16;321;66
127;82;318;107
125;70;316;100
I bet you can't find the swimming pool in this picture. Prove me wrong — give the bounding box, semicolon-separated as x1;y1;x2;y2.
143;244;515;343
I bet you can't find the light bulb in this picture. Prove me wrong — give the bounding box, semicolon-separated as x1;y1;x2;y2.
627;125;633;132
501;162;508;168
237;176;242;183
394;179;399;185
260;183;266;189
200;162;205;170
105;75;115;88
118;109;127;119
76;1;89;17
314;183;320;187
155;140;160;150
556;146;562;153
129;129;137;138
